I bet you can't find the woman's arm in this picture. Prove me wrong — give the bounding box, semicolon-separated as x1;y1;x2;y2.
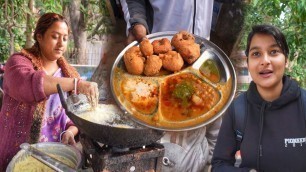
43;75;98;97
43;75;74;95
60;126;78;146
4;54;46;103
4;54;98;104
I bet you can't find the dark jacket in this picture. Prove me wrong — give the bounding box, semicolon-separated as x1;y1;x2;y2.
212;76;306;172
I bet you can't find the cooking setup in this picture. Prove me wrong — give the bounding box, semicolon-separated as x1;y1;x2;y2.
7;31;237;172
58;90;165;172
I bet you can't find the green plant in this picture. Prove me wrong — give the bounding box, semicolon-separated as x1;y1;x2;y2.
240;0;306;88
0;28;10;61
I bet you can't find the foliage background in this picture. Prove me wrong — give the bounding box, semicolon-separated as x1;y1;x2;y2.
0;0;112;62
239;0;306;88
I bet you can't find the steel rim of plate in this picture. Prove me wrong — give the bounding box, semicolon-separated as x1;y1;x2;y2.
110;31;237;131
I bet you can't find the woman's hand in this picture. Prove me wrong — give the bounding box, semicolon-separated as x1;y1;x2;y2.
77;80;99;108
60;130;76;146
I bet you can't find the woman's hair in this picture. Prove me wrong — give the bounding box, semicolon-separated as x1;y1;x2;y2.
26;13;69;55
245;24;289;58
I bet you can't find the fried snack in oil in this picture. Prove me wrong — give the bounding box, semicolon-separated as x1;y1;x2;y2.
171;31;195;48
139;38;153;57
152;38;172;54
177;43;201;64
123;46;145;75
160;50;184;72
144;55;163;76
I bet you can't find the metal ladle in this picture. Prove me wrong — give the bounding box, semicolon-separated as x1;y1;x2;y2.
20;143;76;172
71;78;81;106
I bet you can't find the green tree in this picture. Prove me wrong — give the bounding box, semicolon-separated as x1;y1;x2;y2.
67;0;112;64
0;0;112;63
240;0;306;88
0;0;29;60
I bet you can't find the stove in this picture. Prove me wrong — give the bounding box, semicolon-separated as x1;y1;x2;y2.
80;134;165;172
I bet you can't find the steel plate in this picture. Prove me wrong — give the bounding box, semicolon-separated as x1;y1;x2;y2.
110;31;236;131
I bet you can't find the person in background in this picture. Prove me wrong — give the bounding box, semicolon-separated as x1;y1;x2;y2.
120;0;221;171
121;0;213;44
0;12;99;170
212;24;306;171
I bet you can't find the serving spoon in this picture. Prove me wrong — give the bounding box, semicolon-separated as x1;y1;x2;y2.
20;143;76;172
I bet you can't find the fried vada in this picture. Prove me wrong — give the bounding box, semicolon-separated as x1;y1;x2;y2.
124;46;145;75
177;43;200;64
139;38;153;57
160;51;184;72
152;38;172;54
171;31;195;49
144;55;163;76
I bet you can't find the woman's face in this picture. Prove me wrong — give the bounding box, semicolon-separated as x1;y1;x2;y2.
37;21;69;61
247;33;287;91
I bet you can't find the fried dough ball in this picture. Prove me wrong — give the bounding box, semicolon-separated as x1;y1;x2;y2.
124;46;145;75
171;31;195;49
152;38;172;54
177;43;200;64
160;51;184;72
144;55;163;76
139;38;153;56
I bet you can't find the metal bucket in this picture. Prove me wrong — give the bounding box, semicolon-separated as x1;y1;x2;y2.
6;142;82;172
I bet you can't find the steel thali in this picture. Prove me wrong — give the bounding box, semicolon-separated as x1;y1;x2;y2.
110;31;236;131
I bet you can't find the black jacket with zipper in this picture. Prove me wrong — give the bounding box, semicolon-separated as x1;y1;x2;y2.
212;75;306;172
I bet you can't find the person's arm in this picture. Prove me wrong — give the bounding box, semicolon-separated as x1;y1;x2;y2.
125;0;149;33
4;54;47;103
43;75;98;98
61;125;78;146
205;117;222;164
122;0;148;43
4;54;98;104
211;105;251;172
